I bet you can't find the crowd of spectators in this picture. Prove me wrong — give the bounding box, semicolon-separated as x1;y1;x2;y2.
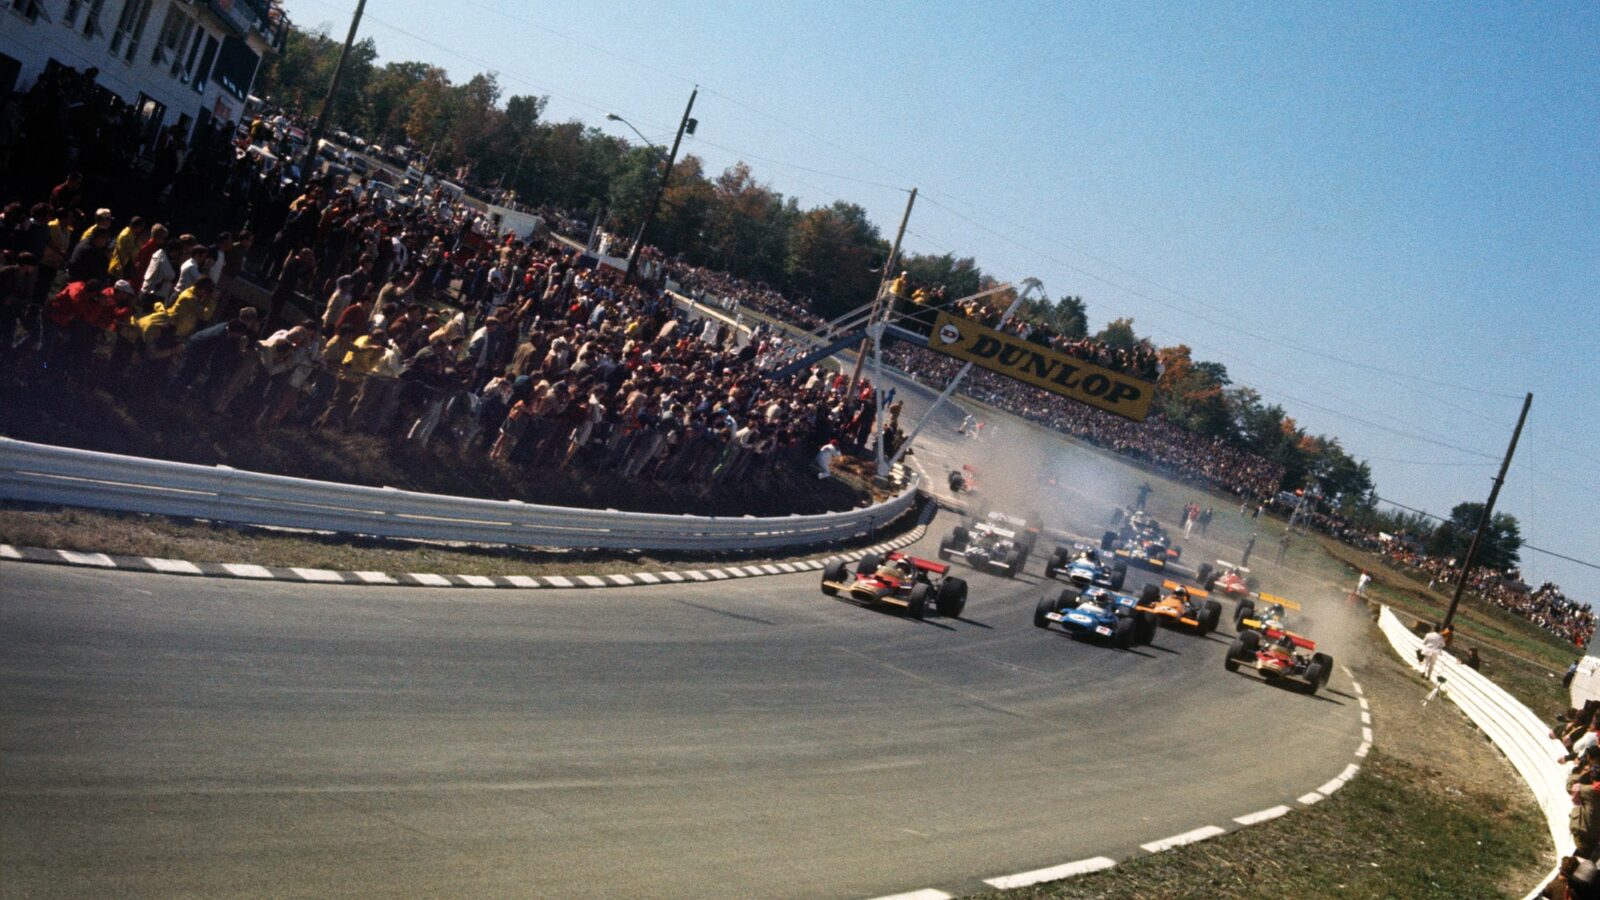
0;66;894;494
940;293;1163;381
1376;539;1593;647
880;341;1281;499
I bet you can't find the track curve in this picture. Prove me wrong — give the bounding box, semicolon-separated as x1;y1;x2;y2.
1;365;1364;898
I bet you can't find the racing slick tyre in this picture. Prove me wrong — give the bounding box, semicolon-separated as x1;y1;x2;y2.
1110;563;1128;591
1302;658;1327;694
1005;547;1026;578
1311;652;1335;688
1034;593;1057;628
821;560;848;595
1140;583;1161;607
1114;615;1136;650
951;526;970;547
857;552;882;577
1226;630;1260;671
1134;610;1159;645
907;583;930;619
936;577;968;618
1234;598;1256;633
1045;548;1068;579
1196;563;1213;586
1200;599;1223;634
1058;587;1081;610
937;536;956;561
1101;530;1118;552
948;470;965;492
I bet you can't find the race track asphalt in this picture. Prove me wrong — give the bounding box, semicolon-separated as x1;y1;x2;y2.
0;362;1362;898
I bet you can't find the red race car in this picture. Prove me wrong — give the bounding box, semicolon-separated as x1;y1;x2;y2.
821;551;968;619
1197;561;1258;598
1224;626;1334;694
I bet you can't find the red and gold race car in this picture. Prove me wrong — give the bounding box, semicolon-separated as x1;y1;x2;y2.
1224;625;1334;694
1134;580;1224;634
821;552;968;619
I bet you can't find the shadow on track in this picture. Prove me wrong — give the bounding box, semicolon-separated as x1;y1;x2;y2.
671;599;776;626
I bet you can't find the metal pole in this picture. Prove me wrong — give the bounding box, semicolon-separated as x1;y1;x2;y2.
883;280;1035;473
299;0;367;187
1441;392;1532;630
626;87;697;282
851;187;916;389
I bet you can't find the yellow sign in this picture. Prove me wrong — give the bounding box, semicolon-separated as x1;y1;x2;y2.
926;311;1154;422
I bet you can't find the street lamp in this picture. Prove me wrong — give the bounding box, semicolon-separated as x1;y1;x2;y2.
604;113;667;163
602;89;698;282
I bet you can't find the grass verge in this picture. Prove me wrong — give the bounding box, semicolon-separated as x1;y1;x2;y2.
1318;538;1574;721
976;623;1553;899
0;501;921;576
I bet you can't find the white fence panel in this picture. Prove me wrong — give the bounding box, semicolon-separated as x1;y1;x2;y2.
0;438;918;552
1376;606;1568;898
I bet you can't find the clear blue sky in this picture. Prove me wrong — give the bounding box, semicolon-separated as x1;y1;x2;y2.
281;0;1600;601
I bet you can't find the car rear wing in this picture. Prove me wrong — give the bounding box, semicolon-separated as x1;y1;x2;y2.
1261;626;1316;650
1257;592;1300;610
887;551;949;576
1162;580;1208;597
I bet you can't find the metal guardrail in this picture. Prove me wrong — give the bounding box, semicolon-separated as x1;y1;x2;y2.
1376;606;1568;897
0;437;919;552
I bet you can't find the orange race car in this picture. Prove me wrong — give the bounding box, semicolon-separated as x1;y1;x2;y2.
1134;580;1224;635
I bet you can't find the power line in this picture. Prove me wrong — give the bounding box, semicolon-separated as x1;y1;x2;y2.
1371;494;1600;574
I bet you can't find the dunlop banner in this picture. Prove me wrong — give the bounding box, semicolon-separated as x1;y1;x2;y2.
926;311;1154;422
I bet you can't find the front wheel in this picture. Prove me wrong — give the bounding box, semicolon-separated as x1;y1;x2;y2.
1114;616;1136;650
1135;610;1159;645
1234;598;1256;632
1196;563;1213;586
856;552;882;577
1034;593;1056;629
906;583;930;619
821;560;848;596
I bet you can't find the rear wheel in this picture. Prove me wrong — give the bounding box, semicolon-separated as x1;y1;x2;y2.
821;560;848;595
1200;600;1222;634
856;552;882;577
1101;530;1118;552
936;577;968;618
1140;583;1160;606
907;583;929;619
1110;564;1127;591
1007;548;1026;578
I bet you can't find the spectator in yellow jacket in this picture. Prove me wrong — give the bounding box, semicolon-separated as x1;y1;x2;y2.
109;217;149;281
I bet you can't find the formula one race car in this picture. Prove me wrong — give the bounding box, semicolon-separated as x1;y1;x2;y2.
1135;580;1224;635
821;551;968;619
939;511;1039;577
1224;625;1334;694
1034;585;1158;649
1105;509;1182;572
1232;593;1300;634
1043;544;1128;591
1196;561;1258;598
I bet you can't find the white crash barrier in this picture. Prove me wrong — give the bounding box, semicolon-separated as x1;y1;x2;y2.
0;437;918;552
1376;606;1570;898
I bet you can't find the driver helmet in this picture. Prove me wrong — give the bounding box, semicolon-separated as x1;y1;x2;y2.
894;559;914;578
1172;585;1189;600
1276;633;1295;650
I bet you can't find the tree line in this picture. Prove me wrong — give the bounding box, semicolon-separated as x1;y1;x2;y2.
255;23;1522;567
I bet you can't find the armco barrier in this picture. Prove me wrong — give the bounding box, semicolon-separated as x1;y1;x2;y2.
1376;606;1568;897
0;437;918;552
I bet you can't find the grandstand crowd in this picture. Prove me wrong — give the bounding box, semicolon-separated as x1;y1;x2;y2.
0;74;892;490
1377;540;1594;648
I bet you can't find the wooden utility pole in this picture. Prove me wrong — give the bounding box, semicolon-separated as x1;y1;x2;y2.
1441;392;1532;630
850;187;916;388
299;0;367;187
625;87;697;282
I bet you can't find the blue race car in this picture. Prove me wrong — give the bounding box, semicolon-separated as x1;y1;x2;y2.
1043;544;1128;591
1034;585;1158;649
